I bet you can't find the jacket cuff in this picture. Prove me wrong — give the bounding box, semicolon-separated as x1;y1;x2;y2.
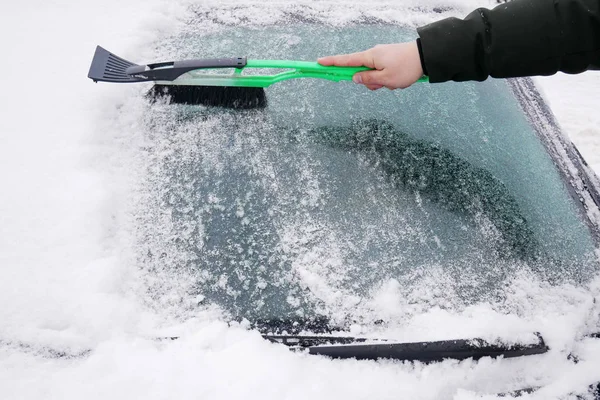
417;13;489;83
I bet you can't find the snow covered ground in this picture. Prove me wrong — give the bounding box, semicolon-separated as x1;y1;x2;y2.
535;73;600;174
2;0;600;399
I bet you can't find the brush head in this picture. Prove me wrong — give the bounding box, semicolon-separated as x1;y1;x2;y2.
148;84;267;109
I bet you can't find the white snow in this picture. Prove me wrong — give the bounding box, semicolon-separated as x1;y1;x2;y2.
535;73;600;174
2;0;600;399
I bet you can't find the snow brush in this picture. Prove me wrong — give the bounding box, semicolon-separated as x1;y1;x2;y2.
88;46;429;109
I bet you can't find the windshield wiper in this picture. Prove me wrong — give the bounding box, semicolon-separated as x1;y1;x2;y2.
263;333;549;363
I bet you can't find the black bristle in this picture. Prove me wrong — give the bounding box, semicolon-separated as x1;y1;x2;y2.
147;84;267;109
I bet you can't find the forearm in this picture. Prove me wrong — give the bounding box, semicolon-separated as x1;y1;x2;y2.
417;0;600;83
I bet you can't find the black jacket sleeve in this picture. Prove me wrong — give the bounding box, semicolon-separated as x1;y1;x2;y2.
417;0;600;83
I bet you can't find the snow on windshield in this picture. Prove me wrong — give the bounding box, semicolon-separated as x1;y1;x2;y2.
2;0;600;399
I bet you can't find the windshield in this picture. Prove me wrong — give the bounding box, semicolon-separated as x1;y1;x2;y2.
137;23;599;326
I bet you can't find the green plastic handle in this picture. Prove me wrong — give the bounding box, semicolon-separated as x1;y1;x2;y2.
173;59;429;87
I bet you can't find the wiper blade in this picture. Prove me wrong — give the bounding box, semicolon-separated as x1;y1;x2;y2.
264;333;549;363
311;336;549;362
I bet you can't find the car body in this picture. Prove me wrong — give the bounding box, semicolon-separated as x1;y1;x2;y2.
129;4;600;397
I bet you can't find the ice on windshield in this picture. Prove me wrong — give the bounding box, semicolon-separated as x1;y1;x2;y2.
134;24;599;325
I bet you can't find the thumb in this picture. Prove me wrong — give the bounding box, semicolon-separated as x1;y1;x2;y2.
353;70;389;86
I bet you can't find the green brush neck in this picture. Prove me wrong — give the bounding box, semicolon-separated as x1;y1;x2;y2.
244;60;428;83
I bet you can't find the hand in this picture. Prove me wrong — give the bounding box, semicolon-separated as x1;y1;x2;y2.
318;42;424;90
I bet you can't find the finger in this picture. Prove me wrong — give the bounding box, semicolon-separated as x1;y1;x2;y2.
353;70;389;86
365;84;384;91
318;51;374;67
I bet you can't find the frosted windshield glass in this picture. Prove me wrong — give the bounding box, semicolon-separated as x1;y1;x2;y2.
140;24;599;322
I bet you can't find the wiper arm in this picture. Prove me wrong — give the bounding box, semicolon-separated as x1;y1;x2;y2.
264;333;549;363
